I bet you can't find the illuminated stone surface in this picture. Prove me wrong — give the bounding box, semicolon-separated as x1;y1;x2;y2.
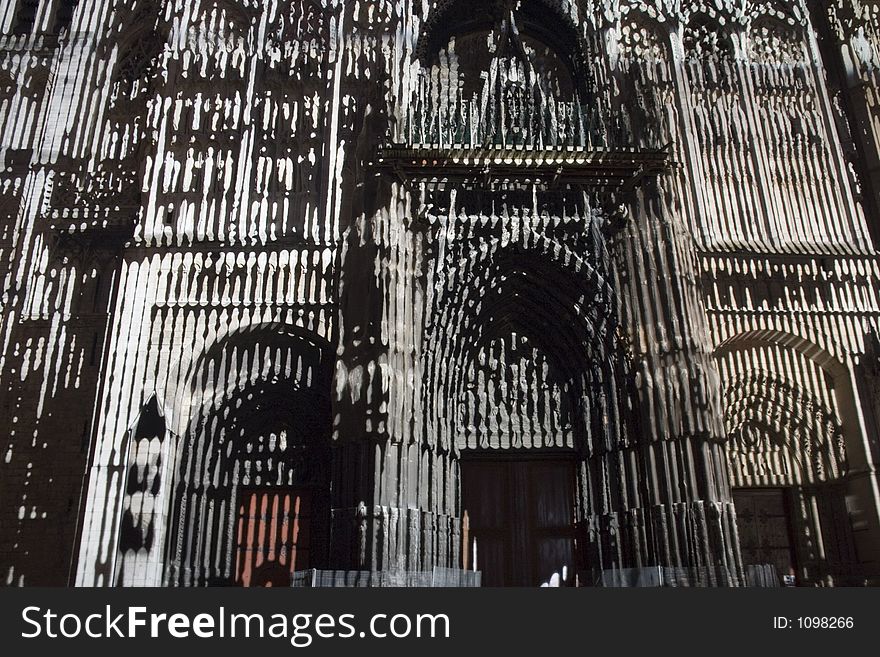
0;0;879;587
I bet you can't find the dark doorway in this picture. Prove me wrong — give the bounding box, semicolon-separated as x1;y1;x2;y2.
733;488;798;584
811;482;860;584
233;488;312;587
461;456;576;587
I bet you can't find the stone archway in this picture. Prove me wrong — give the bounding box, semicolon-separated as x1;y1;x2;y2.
715;329;872;585
165;325;332;586
424;223;632;586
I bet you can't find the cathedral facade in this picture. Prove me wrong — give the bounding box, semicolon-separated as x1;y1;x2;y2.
1;0;880;587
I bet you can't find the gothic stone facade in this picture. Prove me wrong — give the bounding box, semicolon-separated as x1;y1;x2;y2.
2;0;880;587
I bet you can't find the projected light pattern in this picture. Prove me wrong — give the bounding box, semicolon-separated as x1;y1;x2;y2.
0;1;878;588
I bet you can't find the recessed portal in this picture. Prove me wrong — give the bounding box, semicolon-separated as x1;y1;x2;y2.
461;457;576;587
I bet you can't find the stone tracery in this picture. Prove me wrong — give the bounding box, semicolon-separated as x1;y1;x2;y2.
0;0;879;588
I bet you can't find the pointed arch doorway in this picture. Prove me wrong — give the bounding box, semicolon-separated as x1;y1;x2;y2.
166;326;333;587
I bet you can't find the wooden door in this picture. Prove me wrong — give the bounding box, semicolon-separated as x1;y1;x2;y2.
461;458;576;587
733;488;797;584
233;488;311;587
812;482;859;584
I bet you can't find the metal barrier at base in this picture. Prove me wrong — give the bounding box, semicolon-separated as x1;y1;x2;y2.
595;565;781;587
290;568;482;588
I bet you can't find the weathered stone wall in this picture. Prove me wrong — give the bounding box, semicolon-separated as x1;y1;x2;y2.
0;0;878;587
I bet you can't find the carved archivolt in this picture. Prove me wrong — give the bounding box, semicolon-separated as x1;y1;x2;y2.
618;12;670;63
723;371;848;487
167;325;332;586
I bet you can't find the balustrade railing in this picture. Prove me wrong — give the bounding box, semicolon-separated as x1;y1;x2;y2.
403;81;599;150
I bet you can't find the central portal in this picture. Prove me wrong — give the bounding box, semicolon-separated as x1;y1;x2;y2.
461;456;577;587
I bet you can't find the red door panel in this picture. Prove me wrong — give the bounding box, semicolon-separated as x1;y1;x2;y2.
234;488;311;587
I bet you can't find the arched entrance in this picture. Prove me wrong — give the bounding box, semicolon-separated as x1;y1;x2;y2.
716;331;860;585
448;250;619;587
725;372;852;584
427;232;628;586
406;0;630;588
400;0;737;587
165;325;332;587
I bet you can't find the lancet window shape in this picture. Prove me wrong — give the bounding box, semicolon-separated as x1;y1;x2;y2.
410;1;594;149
